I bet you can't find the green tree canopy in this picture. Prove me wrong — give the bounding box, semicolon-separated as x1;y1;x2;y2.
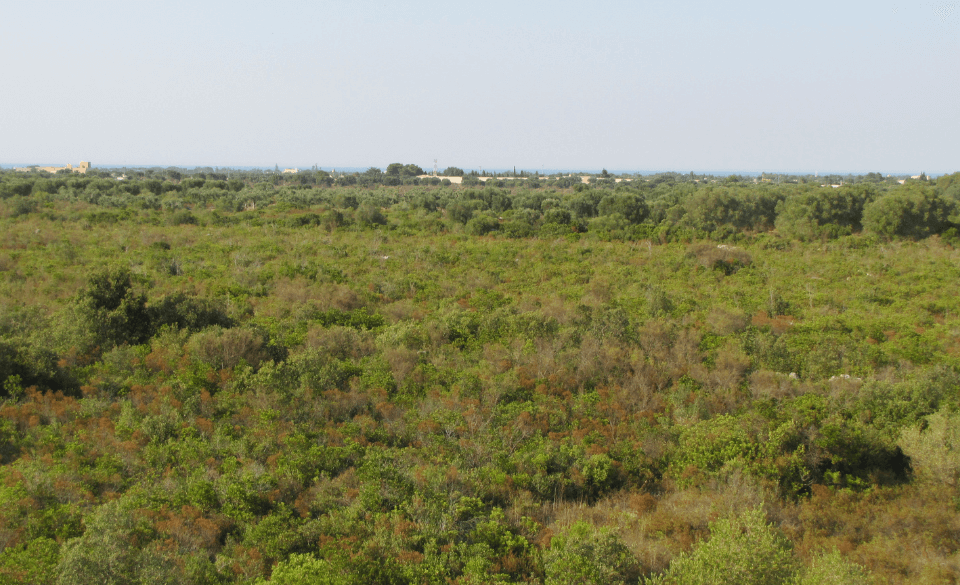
76;267;151;349
597;192;649;224
862;187;955;239
401;164;424;177
650;508;796;585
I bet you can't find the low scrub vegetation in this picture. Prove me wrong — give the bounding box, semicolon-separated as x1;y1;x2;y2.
0;168;959;583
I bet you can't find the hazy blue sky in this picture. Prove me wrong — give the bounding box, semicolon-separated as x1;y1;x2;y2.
2;0;957;174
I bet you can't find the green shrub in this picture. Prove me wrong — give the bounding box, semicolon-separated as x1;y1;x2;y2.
0;537;59;585
862;188;955;239
597;192;648;224
545;521;640;585
465;214;501;236
794;550;869;585
899;408;960;486
649;508;796;585
774;186;872;240
57;499;179;585
149;293;233;332
258;554;355;585
76;267;152;349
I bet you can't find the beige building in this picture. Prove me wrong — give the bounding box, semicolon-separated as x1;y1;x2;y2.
16;161;91;174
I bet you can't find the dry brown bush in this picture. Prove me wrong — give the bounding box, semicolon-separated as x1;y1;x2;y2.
781;483;960;583
749;369;801;400
706;305;749;335
688;243;753;273
188;327;269;371
708;345;751;391
301;325;374;361
381;298;424;323
384;346;419;385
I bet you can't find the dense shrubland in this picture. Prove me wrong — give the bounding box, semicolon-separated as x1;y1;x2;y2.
1;168;959;583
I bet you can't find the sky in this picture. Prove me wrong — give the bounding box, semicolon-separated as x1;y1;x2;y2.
1;0;957;174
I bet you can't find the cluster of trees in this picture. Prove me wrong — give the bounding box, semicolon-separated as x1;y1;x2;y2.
0;168;959;583
3;168;957;243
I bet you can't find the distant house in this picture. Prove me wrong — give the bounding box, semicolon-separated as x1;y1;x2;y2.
16;161;91;174
282;168;300;174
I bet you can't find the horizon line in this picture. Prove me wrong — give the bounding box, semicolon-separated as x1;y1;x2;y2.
1;164;951;177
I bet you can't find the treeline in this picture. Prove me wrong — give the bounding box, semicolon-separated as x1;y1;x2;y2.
3;170;959;244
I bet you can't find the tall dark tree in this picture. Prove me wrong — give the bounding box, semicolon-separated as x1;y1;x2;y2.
401;164;424;177
77;267;151;348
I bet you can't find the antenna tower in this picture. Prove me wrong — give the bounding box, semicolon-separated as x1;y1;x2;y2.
433;159;438;177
